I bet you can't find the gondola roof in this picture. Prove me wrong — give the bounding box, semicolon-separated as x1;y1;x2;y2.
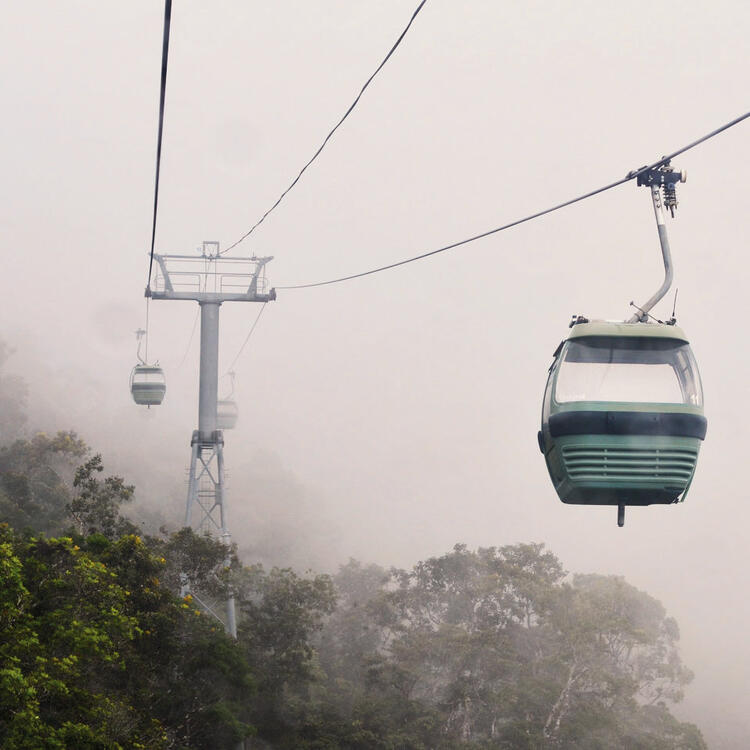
568;320;689;342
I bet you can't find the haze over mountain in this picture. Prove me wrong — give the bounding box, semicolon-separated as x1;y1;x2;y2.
2;1;749;746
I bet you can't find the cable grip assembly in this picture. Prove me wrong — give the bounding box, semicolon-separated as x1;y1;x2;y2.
627;161;687;323
635;160;687;217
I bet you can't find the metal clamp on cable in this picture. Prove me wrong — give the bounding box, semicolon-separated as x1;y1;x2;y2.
636;160;687;217
627;161;686;323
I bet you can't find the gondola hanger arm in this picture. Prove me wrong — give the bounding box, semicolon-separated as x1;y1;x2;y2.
627;162;686;323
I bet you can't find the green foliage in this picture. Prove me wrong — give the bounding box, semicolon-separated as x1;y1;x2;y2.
0;510;709;750
69;454;137;538
153;526;234;600
0;367;708;749
0;526;161;748
90;533;256;750
235;563;336;744
0;525;255;749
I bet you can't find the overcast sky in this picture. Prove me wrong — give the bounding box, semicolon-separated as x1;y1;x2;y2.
2;1;749;746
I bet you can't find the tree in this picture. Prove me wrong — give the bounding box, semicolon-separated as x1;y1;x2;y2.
98;533;255;749
0;526;165;748
0;525;256;749
0;432;145;542
234;563;336;745
0;431;87;535
311;544;706;749
542;574;701;749
68;454;138;538
153;526;235;602
315;560;391;685
0;389;708;749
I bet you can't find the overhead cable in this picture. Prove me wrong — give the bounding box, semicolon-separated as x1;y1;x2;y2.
146;0;173;290
277;109;750;290
222;0;428;254
177;308;200;369
225;303;268;373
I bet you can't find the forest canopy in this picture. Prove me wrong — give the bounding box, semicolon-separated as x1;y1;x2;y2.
0;348;706;748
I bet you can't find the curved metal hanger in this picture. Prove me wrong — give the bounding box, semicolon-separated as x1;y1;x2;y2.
135;328;147;365
628;161;686;323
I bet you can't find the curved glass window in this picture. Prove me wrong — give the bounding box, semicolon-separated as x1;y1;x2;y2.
554;336;703;405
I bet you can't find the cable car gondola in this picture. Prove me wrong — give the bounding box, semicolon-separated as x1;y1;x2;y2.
216;371;238;429
130;365;167;406
538;162;706;526
130;328;166;406
217;399;238;430
539;320;706;525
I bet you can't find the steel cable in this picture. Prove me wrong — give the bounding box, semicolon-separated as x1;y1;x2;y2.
225;303;268;374
222;0;428;254
146;0;172;290
276;110;750;290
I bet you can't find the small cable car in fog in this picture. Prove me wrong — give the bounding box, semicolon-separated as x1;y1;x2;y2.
130;328;166;406
216;371;238;429
130;365;166;406
217;399;238;430
538;161;706;526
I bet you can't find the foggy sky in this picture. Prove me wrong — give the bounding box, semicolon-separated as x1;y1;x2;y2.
2;1;749;746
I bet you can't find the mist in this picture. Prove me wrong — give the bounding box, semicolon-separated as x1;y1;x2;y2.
2;1;749;746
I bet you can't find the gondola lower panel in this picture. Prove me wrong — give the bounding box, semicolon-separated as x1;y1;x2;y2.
544;432;701;506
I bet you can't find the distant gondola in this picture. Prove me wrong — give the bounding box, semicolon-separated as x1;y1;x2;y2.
129;328;165;406
217;399;238;430
130;364;166;406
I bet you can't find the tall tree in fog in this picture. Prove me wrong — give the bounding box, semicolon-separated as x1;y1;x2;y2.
0;431;87;535
311;544;706;749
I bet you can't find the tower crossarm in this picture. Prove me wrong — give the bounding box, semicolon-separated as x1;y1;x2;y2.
147;252;276;302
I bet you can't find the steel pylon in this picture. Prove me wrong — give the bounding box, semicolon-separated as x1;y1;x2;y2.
148;241;275;638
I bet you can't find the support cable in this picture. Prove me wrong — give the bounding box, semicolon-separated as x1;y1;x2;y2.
276;110;750;290
222;0;428;254
144;297;151;363
225;303;268;374
178;308;200;369
146;0;173;291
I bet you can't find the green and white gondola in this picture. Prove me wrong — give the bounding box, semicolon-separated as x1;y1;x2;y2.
538;320;706;526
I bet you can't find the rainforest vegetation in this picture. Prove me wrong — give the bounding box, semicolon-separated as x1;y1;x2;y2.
0;345;706;749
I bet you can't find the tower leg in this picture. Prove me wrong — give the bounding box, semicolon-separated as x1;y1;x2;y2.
182;431;236;637
185;431;200;527
181;432;201;598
